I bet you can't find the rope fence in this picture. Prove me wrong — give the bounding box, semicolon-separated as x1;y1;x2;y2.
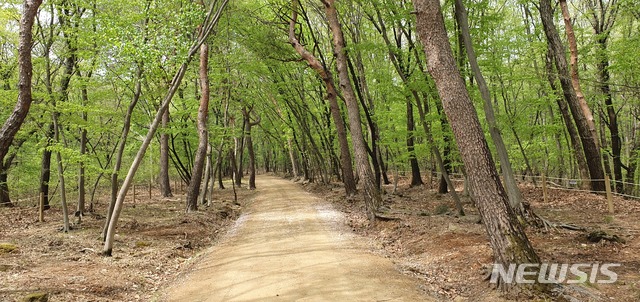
395;169;640;202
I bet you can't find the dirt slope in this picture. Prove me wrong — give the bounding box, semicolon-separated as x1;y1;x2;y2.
165;175;430;301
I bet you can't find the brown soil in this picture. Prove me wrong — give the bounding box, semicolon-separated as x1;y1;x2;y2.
165;175;429;301
0;182;252;302
303;176;640;301
3;174;638;301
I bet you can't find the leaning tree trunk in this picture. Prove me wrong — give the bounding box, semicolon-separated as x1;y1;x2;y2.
587;0;621;192
454;0;524;213
103;0;229;256
186;42;211;212
412;0;540;291
0;0;42;196
288;1;357;196
559;0;598;149
102;64;143;241
323;0;381;220
539;0;605;191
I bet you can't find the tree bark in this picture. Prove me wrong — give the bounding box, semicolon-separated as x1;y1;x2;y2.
103;64;143;241
103;0;229;256
412;0;539;290
159;108;173;197
186;42;211;212
0;0;42;174
588;0;621;192
454;0;524;213
52;112;70;233
539;0;605;191
407;100;424;187
288;1;357;196
39;123;54;210
544;46;591;187
559;0;599;148
322;0;381;220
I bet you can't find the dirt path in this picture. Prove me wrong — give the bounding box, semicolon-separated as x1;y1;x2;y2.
165;175;430;301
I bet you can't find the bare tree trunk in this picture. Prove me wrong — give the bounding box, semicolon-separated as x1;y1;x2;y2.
287;137;298;178
412;0;540;291
288;1;356;196
587;0;621;192
102;64;143;241
52;112;70;233
200;144;212;205
242;107;260;190
186;42;211;212
159;108;173;197
39;124;54;210
76;73;90;223
0;168;9;207
454;0;523;213
559;0;598;147
407;100;424;187
322;0;381;220
0;0;42;181
103;0;229;256
544;46;591;187
539;0;605;191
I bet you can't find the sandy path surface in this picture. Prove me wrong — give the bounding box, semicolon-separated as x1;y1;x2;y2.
165;175;430;301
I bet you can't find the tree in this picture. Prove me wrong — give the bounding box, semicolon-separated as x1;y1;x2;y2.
0;0;42;206
103;0;230;256
288;0;356;196
185;41;211;212
453;0;525;214
538;0;605;191
412;0;540;290
322;0;381;220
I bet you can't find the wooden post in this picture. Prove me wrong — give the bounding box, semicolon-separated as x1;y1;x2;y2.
38;192;44;222
148;182;152;199
133;185;136;203
605;175;614;214
542;173;548;203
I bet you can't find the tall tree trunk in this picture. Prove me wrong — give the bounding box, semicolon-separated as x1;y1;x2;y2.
288;1;357;196
322;0;381;220
77;73;90;222
559;0;599;147
103;0;229;256
242;107;260;190
588;0;621;192
454;0;524;213
407;100;424;187
0;167;9;207
0;0;42;179
39;123;54;210
544;46;591;187
103;64;143;241
200;144;212;205
186;42;211;212
159;108;173;197
539;0;605;191
52;112;70;233
412;0;539;290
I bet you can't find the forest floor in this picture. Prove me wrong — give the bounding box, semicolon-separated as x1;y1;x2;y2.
303;175;640;301
2;174;639;301
0;181;253;302
165;175;428;301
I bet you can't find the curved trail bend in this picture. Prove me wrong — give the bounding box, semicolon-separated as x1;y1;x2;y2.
166;175;430;301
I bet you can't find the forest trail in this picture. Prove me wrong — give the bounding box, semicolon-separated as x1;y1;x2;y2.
165;175;430;301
